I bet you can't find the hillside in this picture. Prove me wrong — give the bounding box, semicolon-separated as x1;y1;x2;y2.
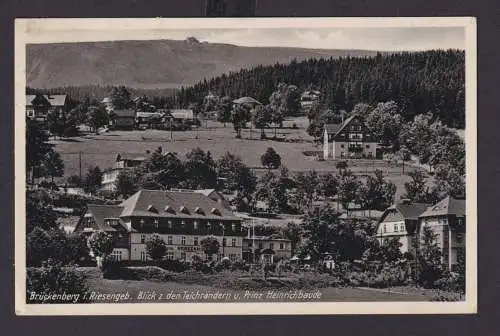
26;39;379;89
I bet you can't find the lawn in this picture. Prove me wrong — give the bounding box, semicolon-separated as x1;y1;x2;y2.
80;267;442;303
52;117;424;199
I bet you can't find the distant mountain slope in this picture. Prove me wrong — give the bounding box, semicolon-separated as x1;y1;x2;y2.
26;39;379;89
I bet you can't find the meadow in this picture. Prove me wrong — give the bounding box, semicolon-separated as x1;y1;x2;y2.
53;117;424;200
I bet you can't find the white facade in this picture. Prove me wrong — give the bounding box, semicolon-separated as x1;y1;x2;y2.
376;220;412;254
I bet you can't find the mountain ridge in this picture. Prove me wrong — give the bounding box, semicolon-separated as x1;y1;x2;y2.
27;39;380;89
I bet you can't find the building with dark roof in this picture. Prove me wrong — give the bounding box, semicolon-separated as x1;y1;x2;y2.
109;109;136;130
323;115;381;159
75;189;245;262
376;200;431;255
418;196;466;270
26;94;68;121
101;155;146;192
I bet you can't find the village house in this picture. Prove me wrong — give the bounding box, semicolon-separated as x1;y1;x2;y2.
300;90;321;112
101;97;114;113
376;200;431;256
242;233;292;264
26;94;68;121
109;109;136;130
418;196;466;271
323;115;381;160
135;111;166;129
232;96;263;109
101;155;146;192
74;189;245;262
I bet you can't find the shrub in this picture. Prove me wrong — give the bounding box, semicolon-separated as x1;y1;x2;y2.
26;259;90;303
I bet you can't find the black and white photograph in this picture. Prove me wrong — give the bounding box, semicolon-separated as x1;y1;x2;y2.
15;17;477;315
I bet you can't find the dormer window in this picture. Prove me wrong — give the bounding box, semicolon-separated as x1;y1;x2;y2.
179;206;190;214
194;207;205;215
210;207;221;216
193;221;199;230
164;205;175;214
140;219;145;228
167;220;173;229
147;205;158;213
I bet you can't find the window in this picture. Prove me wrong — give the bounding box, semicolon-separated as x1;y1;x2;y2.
229;253;238;262
167;236;173;245
232;223;236;231
248;242;253;248
280;243;284;250
394;224;399;232
140;219;145;228
111;250;123;261
168;220;173;229
180;252;187;261
140;251;148;261
166;252;175;260
181;236;186;245
154;219;159;229
222;238;227;247
207;222;211;232
340;144;345;148
383;225;387;233
193;221;198;230
194;237;199;246
366;145;370;149
181;220;185;229
231;238;236;247
140;234;146;244
270;243;274;250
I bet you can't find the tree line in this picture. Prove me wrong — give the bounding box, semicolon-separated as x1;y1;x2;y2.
171;50;465;128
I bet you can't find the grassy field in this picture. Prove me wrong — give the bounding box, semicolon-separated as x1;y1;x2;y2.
81;267;442;303
53;117;424;200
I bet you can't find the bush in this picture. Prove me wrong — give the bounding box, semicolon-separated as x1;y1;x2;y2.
344;264;410;288
26;260;90;303
430;293;463;301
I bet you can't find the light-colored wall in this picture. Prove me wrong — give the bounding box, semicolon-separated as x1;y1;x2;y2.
332;141;378;159
323;130;329;159
130;233;243;261
244;239;292;259
420;216;463;269
109;248;129;261
376;220;412;254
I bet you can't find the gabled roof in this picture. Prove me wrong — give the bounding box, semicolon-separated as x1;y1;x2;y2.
419;196;466;218
169;109;194;119
378;202;431;234
324;123;342;134
232;97;262;105
323;115;356;136
26;94;67;106
84;204;126;231
119;189;240;220
112;109;136;118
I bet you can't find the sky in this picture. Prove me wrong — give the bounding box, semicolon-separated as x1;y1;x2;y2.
150;27;465;51
21;19;466;52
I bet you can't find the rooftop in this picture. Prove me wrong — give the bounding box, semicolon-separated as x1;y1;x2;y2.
419;196;466;218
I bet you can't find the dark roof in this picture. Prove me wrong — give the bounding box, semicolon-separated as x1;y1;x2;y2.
119;189;240;220
85;204;126;231
233;97;262;105
419;196;466;218
324;123;342;134
112;109;136;118
26;94;67;107
395;203;431;220
379;202;430;234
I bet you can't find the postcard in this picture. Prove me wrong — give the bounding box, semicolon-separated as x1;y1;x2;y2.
15;17;477;315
